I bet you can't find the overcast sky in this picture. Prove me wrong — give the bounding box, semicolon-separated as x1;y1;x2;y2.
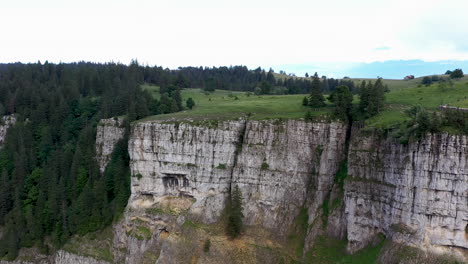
1;0;467;77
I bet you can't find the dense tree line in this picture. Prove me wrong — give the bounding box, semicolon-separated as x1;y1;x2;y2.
142;66;355;95
0;61;181;259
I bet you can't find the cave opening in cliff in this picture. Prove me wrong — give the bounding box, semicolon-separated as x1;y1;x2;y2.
162;173;189;190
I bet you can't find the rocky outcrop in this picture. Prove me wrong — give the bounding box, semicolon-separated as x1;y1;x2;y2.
96;117;125;173
345;131;468;260
54;251;110;264
0;115;16;146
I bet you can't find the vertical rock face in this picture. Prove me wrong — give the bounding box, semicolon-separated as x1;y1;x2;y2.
345;132;468;257
95;117;125;173
128;120;246;222
91;118;467;262
0;115;16;146
128;120;347;230
233;120;347;234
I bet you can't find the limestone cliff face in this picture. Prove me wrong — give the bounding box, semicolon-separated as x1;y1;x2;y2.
85;118;468;263
128;120;347;232
128;120;246;223
0;115;16;146
233;120;347;234
119;119;348;263
95;117;125;173
345;131;468;258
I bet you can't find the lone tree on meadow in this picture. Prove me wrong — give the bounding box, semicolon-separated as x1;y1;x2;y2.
226;185;244;239
186;97;195;109
308;72;326;107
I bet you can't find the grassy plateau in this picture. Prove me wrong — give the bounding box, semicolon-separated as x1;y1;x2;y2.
140;86;332;122
140;75;468;130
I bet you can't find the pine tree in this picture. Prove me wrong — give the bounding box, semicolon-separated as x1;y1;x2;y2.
367;79;385;116
308;73;326;107
333;85;353;120
302;96;308;106
358;80;369;114
227;185;243;239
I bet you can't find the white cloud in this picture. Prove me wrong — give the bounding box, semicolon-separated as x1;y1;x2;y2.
0;0;467;68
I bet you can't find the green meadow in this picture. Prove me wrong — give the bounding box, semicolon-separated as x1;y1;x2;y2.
139;86;332;122
140;76;468;129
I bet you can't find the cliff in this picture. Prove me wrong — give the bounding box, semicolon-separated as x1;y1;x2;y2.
9;117;467;263
345;131;468;259
128;120;347;232
95;117;125;173
111;119;348;263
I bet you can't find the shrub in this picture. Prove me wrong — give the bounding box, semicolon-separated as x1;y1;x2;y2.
203;239;211;252
135;173;143;180
304;111;314;121
216;164;227;169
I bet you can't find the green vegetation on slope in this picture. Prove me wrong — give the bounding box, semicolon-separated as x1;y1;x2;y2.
305;235;385;264
365;78;468;129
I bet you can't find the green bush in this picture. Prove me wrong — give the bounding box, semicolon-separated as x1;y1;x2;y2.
216;164;227;169
203;239;211;252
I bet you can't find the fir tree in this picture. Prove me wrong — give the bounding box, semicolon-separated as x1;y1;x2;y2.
333;85;353;120
227;185;243;239
308;73;326;107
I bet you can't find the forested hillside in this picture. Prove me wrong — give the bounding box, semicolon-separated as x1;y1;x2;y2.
0;62;166;259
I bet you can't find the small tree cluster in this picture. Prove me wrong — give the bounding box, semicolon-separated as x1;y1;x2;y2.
449;69;464;79
393;106;441;143
329;85;353;120
358;79;386;117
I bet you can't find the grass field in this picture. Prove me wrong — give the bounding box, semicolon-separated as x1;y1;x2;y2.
138;76;468;128
139;87;332;122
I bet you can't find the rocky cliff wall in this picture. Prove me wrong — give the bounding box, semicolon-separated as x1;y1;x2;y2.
128;120;347;233
95;117;125;173
232;120;347;234
345;131;468;259
88;118;468;263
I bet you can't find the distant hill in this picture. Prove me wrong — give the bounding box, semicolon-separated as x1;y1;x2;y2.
274;60;468;79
